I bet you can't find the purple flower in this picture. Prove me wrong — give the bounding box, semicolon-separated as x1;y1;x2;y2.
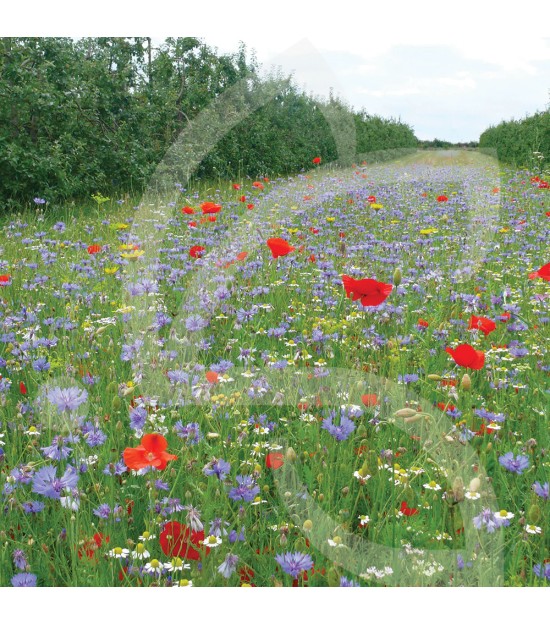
533;563;550;580
340;576;360;587
22;501;45;514
275;551;314;578
11;572;37;587
228;475;260;502
473;508;500;533
12;549;28;570
322;412;355;441
203;458;231;480
46;386;88;413
218;554;239;578
93;503;111;519
498;452;530;475
532;481;549;500
32;465;79;499
41;436;72;461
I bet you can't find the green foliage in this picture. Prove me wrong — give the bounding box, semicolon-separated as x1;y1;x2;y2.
479;109;550;171
0;37;418;206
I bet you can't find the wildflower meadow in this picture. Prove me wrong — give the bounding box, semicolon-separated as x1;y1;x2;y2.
0;144;548;589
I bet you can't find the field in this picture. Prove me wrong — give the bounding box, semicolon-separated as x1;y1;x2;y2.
0;149;548;587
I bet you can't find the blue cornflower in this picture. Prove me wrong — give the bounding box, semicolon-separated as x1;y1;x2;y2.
228;475;260;502
174;421;202;444
340;576;360;587
32;357;50;372
473;508;501;533
129;406;147;431
93;503;111;519
218;554;239;579
46;386;88;413
275;551;314;578
203;458;231;480
533;563;550;580
532;481;549;500
12;549;28;570
32;465;79;499
321;412;355;441
11;572;37;587
22;501;45;514
499;452;530;475
41;436;72;461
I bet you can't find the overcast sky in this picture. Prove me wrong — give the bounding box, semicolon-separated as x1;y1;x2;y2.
6;0;550;142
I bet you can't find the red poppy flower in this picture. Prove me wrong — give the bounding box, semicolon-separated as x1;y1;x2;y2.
400;501;419;516
19;381;27;395
205;371;219;384
232;183;241;190
87;244;102;254
160;521;207;560
266;452;284;470
123;433;177;471
247;204;254;210
252;181;264;190
417;318;429;328
312;157;321;165
468;315;496;336
0;275;11;286
361;394;378;407
538;181;549;189
79;532;109;560
239;195;246;202
342;275;393;307
437;195;448;202
189;245;205;258
545;211;550;217
309;227;319;234
201;202;221;214
529;262;550;281
309;254;316;263
188;221;197;228
531;176;541;183
239;566;255;583
267;238;295;258
445;344;485;370
500;312;511;322
181;206;195;214
367;195;376;203
207;216;216;223
437;402;456;413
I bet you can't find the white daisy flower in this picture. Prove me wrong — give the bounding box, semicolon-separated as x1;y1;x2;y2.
525;524;542;535
423;480;442;491
202;535;222;548
144;559;164;575
358;515;370;526
164;557;191;572
108;547;130;559
464;490;481;500
131;543;150;560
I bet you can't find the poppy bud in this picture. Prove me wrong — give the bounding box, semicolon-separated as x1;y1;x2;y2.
427;374;442;381
461;374;471;391
469;477;481;492
393;267;402;286
452;477;464;502
356;424;367;437
394;408;417;418
404;414;423;424
303;520;313;532
294;537;307;551
341;486;350;496
185;491;192;500
111;396;121;411
115;420;123;431
285;447;297;463
106;381;118;394
327;568;341;587
318;493;324;502
527;504;541;524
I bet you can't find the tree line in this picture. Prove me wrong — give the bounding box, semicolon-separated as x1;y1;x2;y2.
0;37;419;206
479;108;550;172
